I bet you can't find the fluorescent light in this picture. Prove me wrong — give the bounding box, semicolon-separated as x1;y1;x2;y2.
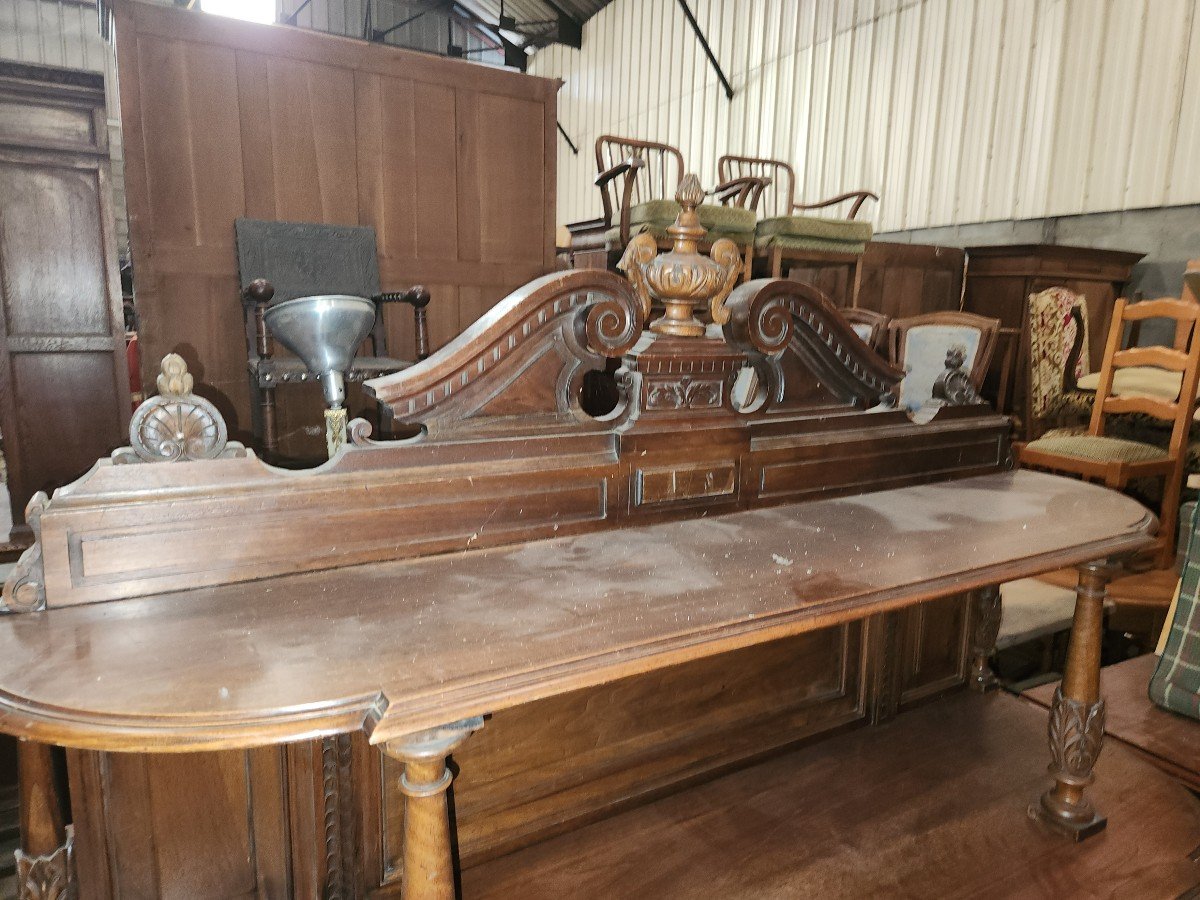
200;0;275;25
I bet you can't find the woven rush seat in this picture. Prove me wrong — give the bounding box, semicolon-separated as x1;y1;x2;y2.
1025;433;1169;465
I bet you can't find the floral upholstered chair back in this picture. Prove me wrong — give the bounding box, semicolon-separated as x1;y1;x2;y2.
889;312;1000;413
1028;287;1090;420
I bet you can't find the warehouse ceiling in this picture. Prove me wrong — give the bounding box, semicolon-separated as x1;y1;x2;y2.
455;0;611;49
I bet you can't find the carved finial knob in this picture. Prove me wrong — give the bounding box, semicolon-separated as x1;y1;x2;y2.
675;173;704;212
156;353;194;397
245;278;275;304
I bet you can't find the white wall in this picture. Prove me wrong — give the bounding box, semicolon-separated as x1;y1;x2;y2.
531;0;1200;232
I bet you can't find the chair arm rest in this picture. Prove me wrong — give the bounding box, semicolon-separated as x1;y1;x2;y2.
594;155;646;189
794;190;879;219
374;286;431;309
595;156;646;244
1062;305;1086;392
711;175;771;210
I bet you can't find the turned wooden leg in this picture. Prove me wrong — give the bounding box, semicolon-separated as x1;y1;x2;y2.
261;384;278;457
1031;561;1108;840
384;717;483;900
969;585;1002;692
16;741;74;900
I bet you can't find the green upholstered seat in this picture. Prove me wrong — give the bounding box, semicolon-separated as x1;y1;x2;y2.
1023;433;1169;465
754;214;872;254
605;200;755;248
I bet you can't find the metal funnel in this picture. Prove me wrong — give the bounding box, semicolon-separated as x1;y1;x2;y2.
263;294;376;408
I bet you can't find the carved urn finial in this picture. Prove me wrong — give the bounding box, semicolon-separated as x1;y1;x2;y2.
618;174;743;338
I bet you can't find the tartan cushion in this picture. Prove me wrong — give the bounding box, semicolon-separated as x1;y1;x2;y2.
1150;501;1200;719
1022;434;1169;464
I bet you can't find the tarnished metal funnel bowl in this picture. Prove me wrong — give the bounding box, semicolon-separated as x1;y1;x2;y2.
263;295;376;408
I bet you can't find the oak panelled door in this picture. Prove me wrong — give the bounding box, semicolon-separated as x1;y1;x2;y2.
0;62;131;539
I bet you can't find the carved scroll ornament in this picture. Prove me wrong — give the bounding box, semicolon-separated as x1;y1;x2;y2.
366;269;643;428
722;279;904;407
1;492;49;613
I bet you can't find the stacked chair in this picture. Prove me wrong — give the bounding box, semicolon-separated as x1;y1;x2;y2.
594;136;755;279
717;154;877;302
593;138;879;304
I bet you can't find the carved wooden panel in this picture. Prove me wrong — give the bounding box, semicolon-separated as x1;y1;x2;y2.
115;0;558;457
376;621;872;881
0;63;130;536
66;745;300;899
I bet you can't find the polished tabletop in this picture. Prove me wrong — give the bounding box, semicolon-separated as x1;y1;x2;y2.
0;470;1154;752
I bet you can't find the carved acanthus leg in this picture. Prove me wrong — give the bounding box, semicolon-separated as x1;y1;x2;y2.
384;717;483;900
969;585;1002;692
1032;561;1108;840
16;741;74;900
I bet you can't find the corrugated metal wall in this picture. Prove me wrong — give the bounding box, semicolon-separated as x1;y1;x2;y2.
531;0;1200;232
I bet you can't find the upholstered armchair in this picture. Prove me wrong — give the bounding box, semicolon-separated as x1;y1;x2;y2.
1026;287;1091;438
594;136;754;279
888;312;1000;413
717;154;876;303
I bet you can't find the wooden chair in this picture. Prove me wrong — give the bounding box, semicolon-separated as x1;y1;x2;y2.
717;154;877;303
888;311;1000;412
1019;297;1200;567
235;218;431;457
595;136;754;279
841;308;890;354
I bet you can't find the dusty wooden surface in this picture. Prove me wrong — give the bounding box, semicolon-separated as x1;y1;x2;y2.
0;470;1152;752
463;691;1200;900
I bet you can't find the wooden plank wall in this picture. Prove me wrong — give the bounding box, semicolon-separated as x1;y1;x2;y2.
114;0;558;455
787;241;966;315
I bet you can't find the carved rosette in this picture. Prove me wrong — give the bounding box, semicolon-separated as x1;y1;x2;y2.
1047;687;1105;786
116;355;244;464
15;836;75;900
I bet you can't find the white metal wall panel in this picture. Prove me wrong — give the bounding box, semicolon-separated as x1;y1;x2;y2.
531;0;1200;230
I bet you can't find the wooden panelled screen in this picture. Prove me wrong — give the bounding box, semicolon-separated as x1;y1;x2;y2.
0;61;130;537
114;0;558;455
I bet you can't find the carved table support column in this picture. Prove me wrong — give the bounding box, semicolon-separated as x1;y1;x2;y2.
1031;561;1109;840
16;740;74;900
968;585;1002;692
384;717;484;900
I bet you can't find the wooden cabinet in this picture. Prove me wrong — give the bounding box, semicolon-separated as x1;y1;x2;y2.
963;244;1144;439
63;605;972;898
0;61;131;541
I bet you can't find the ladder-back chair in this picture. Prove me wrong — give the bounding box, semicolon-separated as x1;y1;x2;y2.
717;154;877;303
1019;297;1200;567
595;136;754;279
